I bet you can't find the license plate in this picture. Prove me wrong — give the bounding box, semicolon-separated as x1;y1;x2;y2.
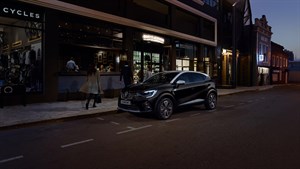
120;100;131;105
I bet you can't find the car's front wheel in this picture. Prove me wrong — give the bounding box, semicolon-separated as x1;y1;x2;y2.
155;97;173;120
205;92;217;110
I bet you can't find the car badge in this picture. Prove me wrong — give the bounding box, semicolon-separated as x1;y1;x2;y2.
124;91;129;98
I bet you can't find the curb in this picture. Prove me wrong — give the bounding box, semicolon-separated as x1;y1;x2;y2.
0;109;119;131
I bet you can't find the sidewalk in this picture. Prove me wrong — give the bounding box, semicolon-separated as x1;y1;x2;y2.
0;85;274;129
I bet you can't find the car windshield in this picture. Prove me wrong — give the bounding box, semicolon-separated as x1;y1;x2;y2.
144;72;179;84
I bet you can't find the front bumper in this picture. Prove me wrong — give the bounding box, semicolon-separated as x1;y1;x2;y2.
118;97;155;113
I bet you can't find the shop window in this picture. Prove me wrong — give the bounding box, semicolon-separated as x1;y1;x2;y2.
58;17;123;72
175;42;197;71
133;51;141;83
0;16;43;93
176;59;190;71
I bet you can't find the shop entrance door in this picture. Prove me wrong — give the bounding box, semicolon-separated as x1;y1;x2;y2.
133;51;161;83
221;51;232;86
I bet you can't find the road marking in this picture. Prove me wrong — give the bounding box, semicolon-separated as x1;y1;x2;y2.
0;155;23;164
61;139;94;148
165;118;180;123
110;121;120;125
117;125;152;135
97;117;104;120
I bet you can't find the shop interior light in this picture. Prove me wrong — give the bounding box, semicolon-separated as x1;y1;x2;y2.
222;49;227;55
259;54;264;61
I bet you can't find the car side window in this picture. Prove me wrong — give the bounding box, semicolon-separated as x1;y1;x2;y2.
176;74;190;83
176;73;208;84
189;73;207;83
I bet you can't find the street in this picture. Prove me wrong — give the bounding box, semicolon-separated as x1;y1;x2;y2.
0;84;300;169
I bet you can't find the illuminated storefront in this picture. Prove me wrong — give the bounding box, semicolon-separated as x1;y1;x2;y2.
0;1;44;104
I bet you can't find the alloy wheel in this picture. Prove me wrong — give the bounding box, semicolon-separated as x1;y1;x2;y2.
205;92;217;110
156;97;173;120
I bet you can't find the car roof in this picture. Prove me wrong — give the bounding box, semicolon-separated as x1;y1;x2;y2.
156;71;210;83
161;70;209;76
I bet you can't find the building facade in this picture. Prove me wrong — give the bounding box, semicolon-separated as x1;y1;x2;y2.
271;41;288;84
0;0;220;104
218;0;253;88
253;15;273;86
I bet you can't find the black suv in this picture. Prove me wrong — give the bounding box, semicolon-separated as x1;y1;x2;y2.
118;71;217;119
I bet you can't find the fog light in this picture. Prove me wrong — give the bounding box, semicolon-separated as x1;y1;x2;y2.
143;101;152;110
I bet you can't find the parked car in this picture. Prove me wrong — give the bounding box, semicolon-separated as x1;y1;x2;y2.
118;71;217;119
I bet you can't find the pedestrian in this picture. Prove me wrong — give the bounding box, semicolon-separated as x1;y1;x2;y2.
120;61;133;88
144;65;152;81
66;57;79;72
106;63;114;72
80;63;102;110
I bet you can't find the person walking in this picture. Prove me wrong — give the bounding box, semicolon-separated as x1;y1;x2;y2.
81;63;102;110
120;61;133;88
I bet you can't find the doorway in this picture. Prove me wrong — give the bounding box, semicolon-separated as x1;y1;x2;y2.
221;50;233;86
133;51;161;83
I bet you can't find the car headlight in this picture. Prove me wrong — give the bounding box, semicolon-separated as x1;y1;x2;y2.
138;90;157;98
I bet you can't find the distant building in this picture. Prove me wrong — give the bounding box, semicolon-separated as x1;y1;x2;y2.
284;50;295;61
288;61;300;83
253;15;273;85
271;41;288;84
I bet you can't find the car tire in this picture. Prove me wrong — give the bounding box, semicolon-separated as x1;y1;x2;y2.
155;97;174;120
205;92;217;110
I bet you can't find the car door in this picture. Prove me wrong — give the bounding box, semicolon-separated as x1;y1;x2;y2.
173;72;208;105
190;73;210;99
172;72;196;104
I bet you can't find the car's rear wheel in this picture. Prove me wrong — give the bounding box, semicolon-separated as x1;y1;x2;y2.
155;97;173;120
205;92;217;110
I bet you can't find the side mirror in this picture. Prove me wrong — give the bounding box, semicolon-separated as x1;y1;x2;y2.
176;80;185;86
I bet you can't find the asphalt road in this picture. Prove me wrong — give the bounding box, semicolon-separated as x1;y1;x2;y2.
0;84;299;169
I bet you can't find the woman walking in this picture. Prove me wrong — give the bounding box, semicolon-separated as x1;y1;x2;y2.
81;63;102;110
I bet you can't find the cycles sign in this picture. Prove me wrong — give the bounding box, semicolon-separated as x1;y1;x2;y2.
0;2;43;21
2;7;40;19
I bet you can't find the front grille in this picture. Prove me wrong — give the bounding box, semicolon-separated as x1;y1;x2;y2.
120;91;135;99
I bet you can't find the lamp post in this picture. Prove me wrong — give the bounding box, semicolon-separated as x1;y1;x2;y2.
232;0;239;88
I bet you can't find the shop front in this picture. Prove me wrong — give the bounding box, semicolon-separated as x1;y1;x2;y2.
175;42;217;79
53;11;218;100
220;49;240;87
258;67;270;85
56;14;125;99
132;32;171;83
0;1;44;106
